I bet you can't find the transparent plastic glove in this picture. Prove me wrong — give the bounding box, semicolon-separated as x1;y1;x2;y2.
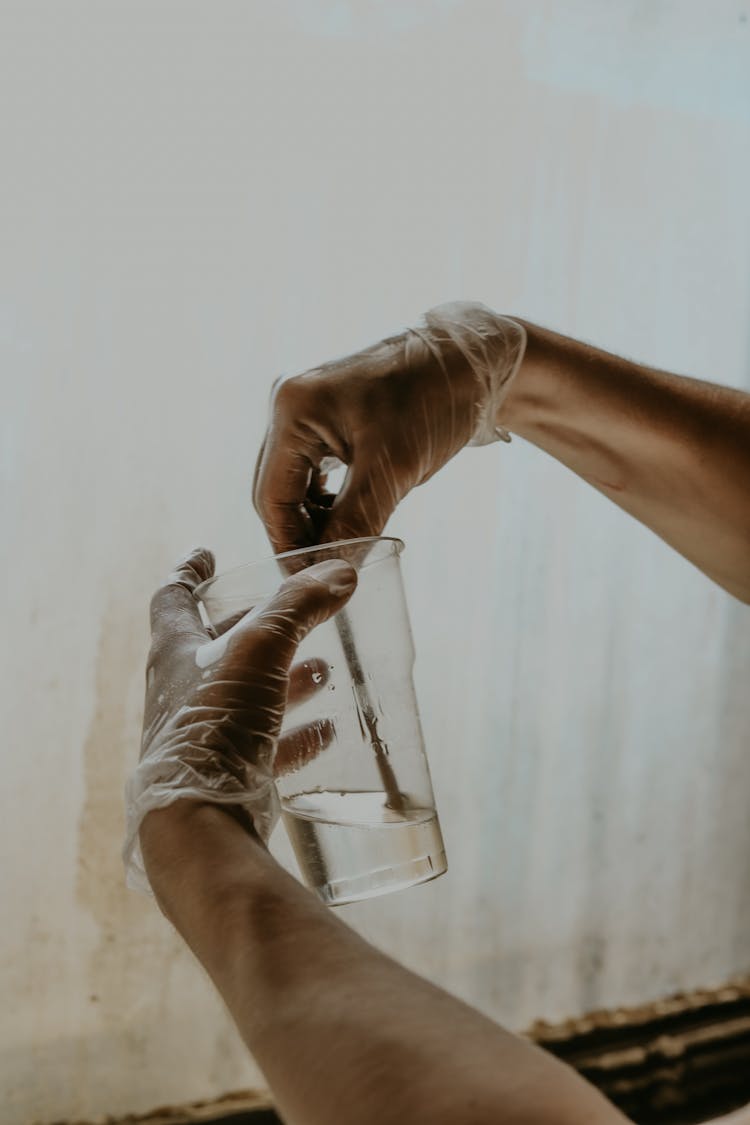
253;301;527;553
123;548;357;893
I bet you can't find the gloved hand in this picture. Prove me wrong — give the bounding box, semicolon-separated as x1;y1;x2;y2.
123;548;357;893
253;301;526;553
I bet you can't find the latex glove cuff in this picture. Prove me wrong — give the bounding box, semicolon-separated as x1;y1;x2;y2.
122;707;279;895
420;302;527;446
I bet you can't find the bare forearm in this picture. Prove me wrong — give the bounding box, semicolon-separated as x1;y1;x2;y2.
141;803;626;1125
503;323;750;602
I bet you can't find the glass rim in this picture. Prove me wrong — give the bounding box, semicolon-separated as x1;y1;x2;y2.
194;535;405;604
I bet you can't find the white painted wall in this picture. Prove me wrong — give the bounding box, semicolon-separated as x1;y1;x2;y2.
2;1;749;1120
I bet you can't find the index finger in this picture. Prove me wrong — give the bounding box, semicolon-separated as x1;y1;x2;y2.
253;429;316;554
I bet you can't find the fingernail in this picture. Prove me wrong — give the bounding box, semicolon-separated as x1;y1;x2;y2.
307;560;357;597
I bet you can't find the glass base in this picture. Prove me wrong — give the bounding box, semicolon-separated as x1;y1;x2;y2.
317;849;448;906
281;790;448;906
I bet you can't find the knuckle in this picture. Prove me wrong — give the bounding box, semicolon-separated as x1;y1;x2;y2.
272;373;304;412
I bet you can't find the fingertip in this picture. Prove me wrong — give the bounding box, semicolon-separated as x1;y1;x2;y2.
299;559;358;599
184;546;215;576
169;547;215;589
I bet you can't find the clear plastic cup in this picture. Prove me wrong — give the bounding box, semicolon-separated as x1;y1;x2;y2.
194;537;447;906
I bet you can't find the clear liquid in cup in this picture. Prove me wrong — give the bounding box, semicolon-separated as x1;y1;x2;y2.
281;790;447;905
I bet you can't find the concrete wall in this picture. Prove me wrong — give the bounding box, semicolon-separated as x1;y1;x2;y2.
2;1;749;1120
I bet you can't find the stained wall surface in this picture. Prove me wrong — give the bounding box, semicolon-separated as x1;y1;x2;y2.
2;2;749;1120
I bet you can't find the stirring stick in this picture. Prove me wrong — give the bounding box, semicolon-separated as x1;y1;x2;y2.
280;528;407;813
334;609;406;814
296;467;406;811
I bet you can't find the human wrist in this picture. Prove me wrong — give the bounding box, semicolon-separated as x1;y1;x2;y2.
498;319;568;438
416;301;528;448
139;801;265;922
139;801;346;1028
